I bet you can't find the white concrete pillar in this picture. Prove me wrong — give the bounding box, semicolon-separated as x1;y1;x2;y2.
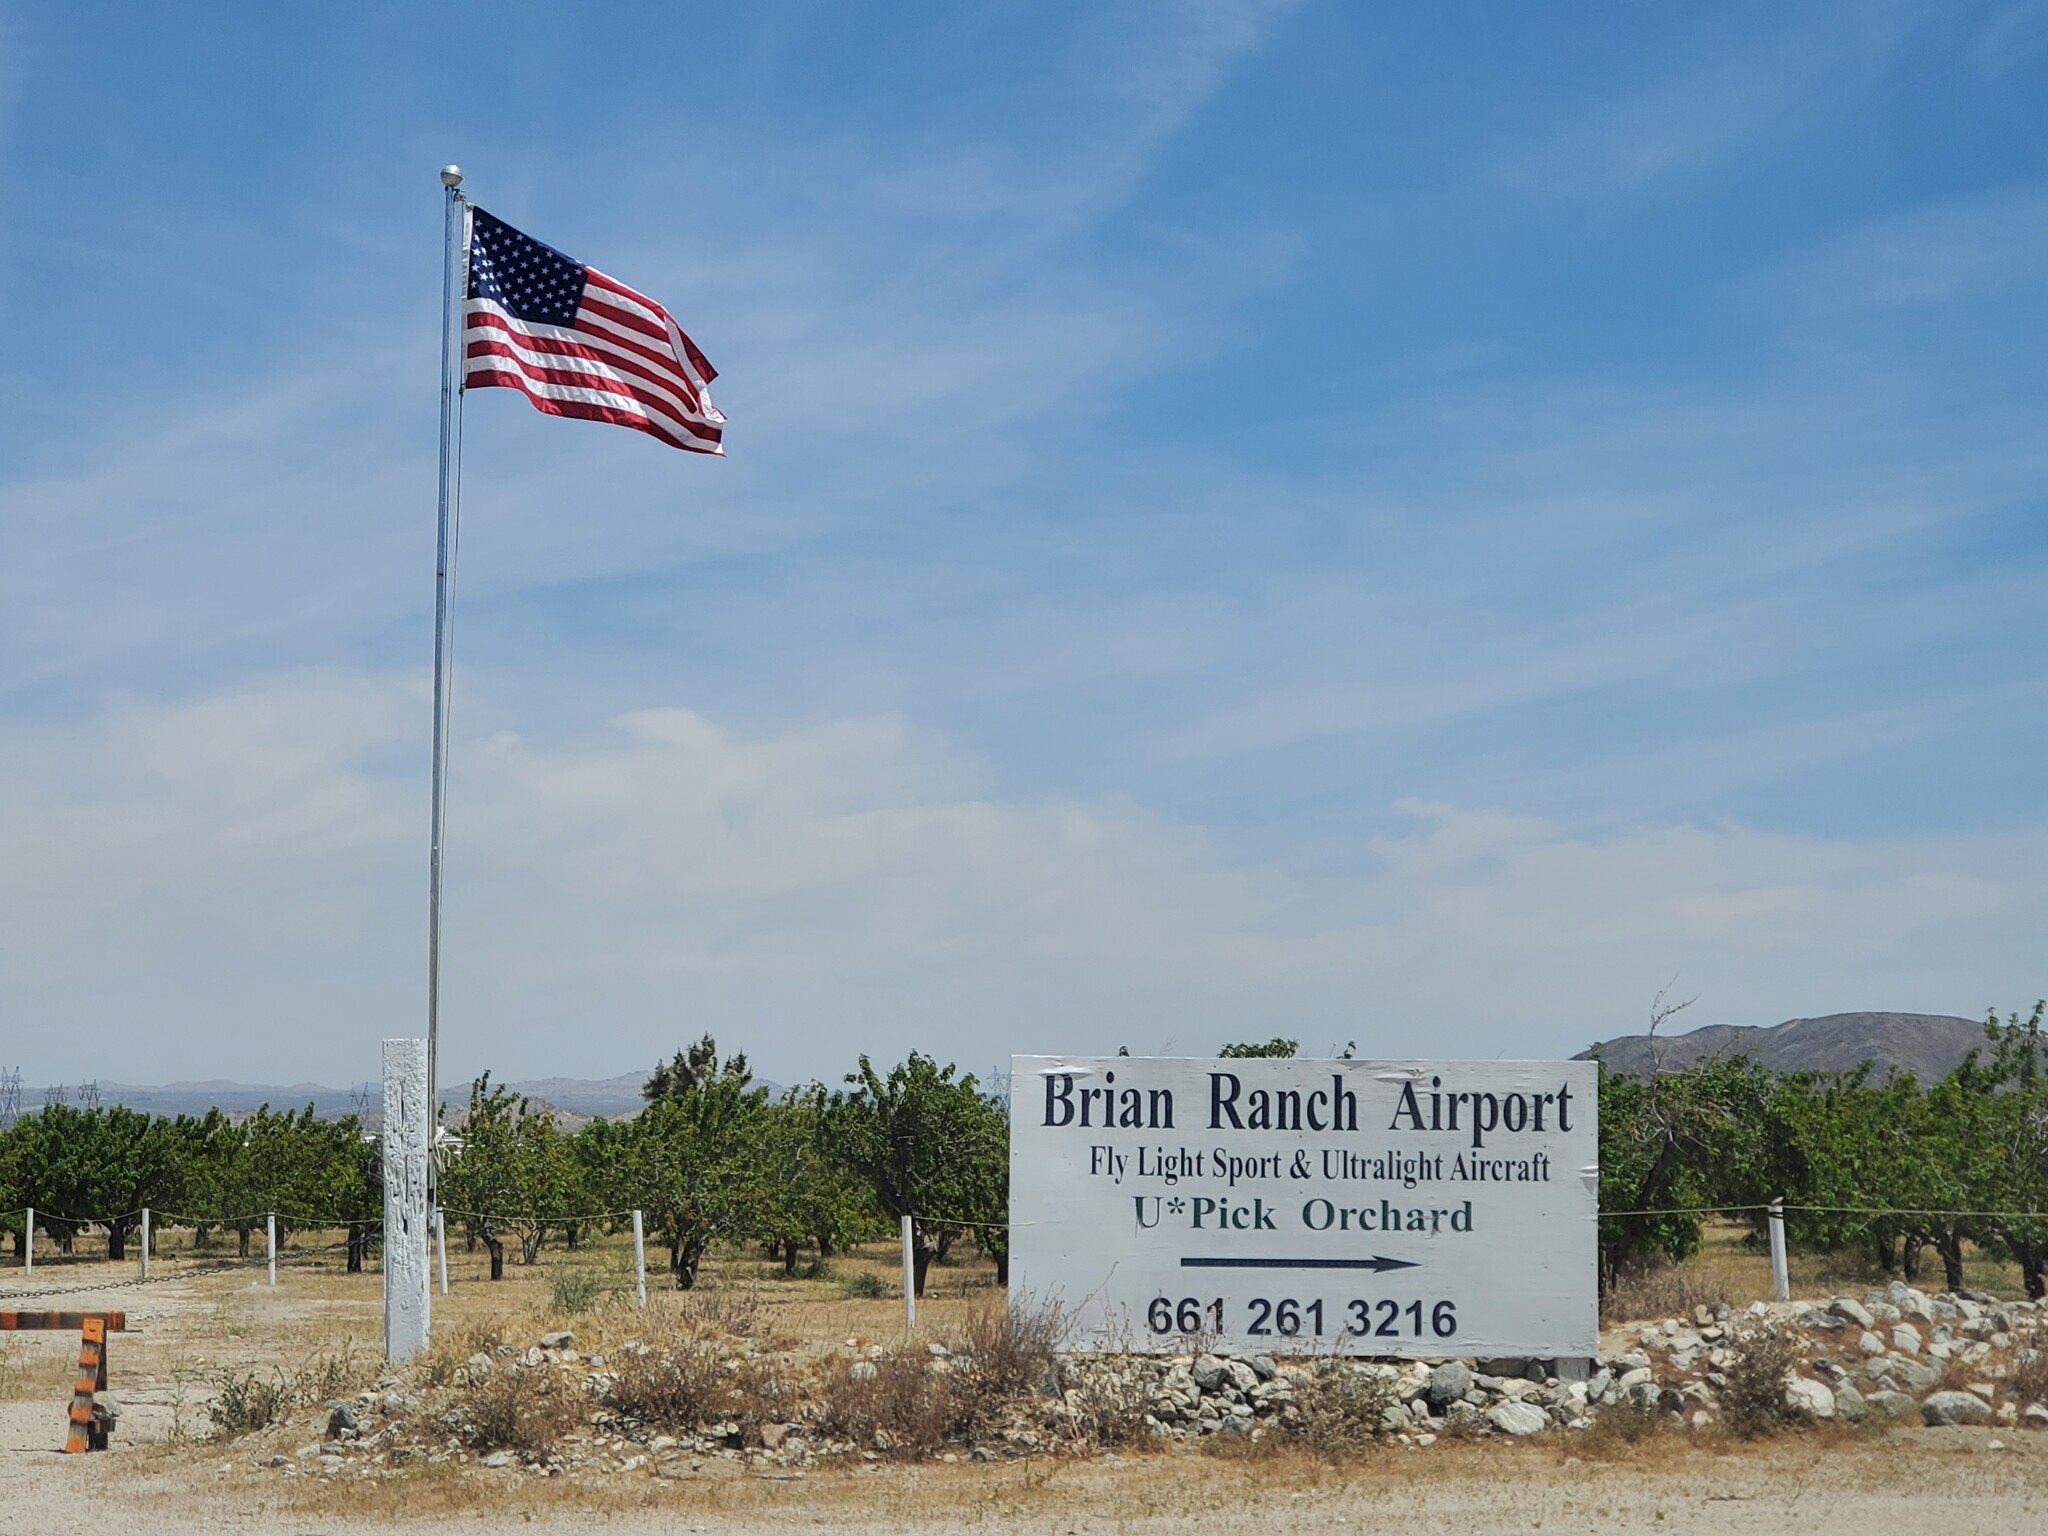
382;1038;431;1361
632;1210;647;1309
1768;1198;1789;1303
901;1213;916;1331
140;1208;150;1279
267;1213;277;1287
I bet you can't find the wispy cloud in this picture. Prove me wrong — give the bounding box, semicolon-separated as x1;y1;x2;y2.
1496;4;1925;197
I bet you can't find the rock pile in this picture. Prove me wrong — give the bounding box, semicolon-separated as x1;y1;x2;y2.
248;1286;2048;1477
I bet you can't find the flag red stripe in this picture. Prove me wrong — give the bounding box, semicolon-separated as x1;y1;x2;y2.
468;364;724;450
465;312;710;418
466;303;684;390
464;336;709;429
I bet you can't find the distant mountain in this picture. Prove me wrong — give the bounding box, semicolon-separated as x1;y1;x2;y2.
93;1080;367;1118
1577;1012;1990;1082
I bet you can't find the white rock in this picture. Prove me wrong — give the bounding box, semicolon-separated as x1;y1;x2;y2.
1785;1377;1835;1419
1890;1324;1922;1355
1488;1401;1548;1436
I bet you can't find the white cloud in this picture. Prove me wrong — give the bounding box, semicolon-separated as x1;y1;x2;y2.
1;675;2035;1087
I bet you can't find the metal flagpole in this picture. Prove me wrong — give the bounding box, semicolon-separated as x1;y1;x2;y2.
428;164;468;1209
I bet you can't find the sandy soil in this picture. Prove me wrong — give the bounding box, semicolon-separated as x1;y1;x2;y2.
3;1243;2046;1534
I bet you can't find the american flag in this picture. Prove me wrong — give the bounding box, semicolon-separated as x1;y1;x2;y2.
462;207;724;455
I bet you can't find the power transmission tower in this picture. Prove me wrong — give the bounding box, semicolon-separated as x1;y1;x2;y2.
0;1069;20;1129
77;1080;102;1109
44;1083;67;1108
349;1081;374;1114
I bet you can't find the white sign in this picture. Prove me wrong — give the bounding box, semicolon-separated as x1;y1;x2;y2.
1009;1056;1598;1358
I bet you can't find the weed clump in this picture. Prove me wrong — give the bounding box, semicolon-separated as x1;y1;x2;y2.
1292;1364;1397;1456
1720;1321;1805;1438
840;1270;887;1300
208;1369;292;1435
459;1362;581;1454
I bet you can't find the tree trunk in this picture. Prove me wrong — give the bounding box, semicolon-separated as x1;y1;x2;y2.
1935;1228;1966;1294
521;1228;541;1266
107;1224;127;1262
486;1234;505;1281
913;1237;938;1298
992;1249;1009;1286
783;1239;799;1276
566;1223;580;1252
816;1233;834;1259
346;1224;365;1274
238;1226;251;1259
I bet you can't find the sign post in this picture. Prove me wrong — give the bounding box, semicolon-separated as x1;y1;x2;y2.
1010;1056;1598;1359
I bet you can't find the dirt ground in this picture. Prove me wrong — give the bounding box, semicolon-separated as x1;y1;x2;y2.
3;1230;2046;1534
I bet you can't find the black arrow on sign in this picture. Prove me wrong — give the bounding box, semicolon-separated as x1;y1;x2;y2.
1179;1255;1418;1272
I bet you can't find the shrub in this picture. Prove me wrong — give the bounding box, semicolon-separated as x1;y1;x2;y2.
841;1270;887;1300
1720;1322;1805;1438
606;1337;725;1426
2008;1326;2048;1411
208;1369;291;1436
955;1296;1062;1400
1293;1364;1397;1456
819;1353;968;1456
460;1364;581;1454
1058;1358;1156;1451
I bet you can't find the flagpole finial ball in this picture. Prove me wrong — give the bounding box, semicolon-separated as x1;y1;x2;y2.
440;165;463;188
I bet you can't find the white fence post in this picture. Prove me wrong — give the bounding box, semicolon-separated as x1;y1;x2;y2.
1768;1197;1789;1302
23;1207;31;1276
631;1210;647;1309
900;1213;916;1331
436;1209;449;1295
382;1038;431;1362
141;1208;150;1279
267;1214;277;1287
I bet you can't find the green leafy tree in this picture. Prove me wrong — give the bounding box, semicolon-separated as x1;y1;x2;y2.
749;1085;884;1274
441;1075;533;1280
618;1040;767;1288
830;1053;1007;1297
1217;1038;1299;1059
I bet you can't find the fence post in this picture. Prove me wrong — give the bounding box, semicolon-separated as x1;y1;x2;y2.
1768;1197;1789;1302
435;1210;449;1295
140;1208;150;1280
900;1213;916;1331
23;1207;31;1276
631;1210;647;1308
267;1214;277;1288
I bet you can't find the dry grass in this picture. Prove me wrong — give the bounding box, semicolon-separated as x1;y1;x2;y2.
205;1339;376;1438
1601;1264;1730;1324
1575;1396;1671;1459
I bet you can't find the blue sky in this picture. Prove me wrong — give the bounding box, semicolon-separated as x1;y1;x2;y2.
2;1;2044;1088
